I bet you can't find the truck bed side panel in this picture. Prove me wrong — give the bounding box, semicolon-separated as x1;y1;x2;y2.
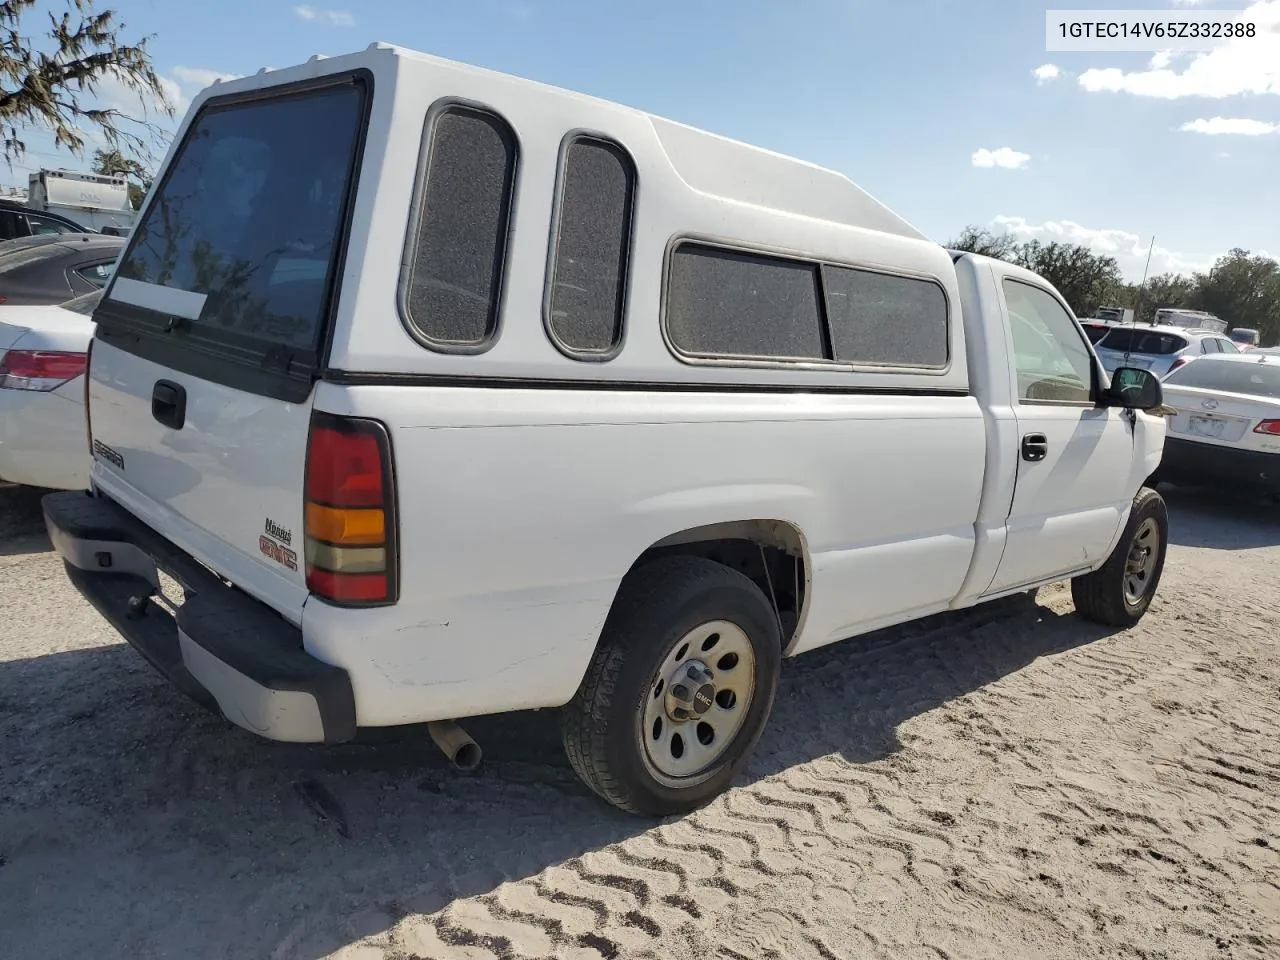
301;383;986;726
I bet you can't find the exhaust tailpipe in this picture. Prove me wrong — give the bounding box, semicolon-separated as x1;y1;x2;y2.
427;720;482;771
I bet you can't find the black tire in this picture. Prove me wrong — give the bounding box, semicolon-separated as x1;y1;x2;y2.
561;555;782;816
1071;486;1168;627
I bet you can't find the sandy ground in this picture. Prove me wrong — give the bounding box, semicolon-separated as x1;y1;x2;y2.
1;485;1278;960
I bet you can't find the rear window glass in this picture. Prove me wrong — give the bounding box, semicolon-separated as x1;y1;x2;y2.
1164;359;1280;399
1097;328;1188;355
112;80;366;351
1081;323;1110;344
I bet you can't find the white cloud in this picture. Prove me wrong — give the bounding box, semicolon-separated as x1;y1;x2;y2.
294;5;355;27
1180;116;1280;135
1078;0;1280;99
971;147;1031;169
991;216;1215;280
1033;64;1061;84
171;67;239;90
90;64;237;123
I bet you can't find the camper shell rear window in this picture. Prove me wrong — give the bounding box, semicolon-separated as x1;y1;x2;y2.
94;72;371;402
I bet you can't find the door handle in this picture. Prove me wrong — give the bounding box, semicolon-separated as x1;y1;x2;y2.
1021;433;1048;462
151;379;187;430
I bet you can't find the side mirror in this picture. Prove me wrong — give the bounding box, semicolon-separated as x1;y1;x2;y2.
1103;366;1163;411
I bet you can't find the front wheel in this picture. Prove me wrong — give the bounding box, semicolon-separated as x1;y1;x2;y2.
1071;486;1168;627
561;556;781;816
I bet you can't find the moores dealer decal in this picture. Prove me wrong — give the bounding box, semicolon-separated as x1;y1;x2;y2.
260;517;297;571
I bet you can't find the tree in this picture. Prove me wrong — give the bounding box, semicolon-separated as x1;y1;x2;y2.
1012;239;1124;319
945;225;1125;317
91;145;148;208
1130;272;1197;325
1191;249;1280;345
0;0;173;165
946;225;1019;261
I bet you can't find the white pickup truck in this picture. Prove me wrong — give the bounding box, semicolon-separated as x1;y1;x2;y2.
43;43;1169;816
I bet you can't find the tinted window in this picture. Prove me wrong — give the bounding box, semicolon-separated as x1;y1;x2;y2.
402;106;517;351
114;81;366;351
1201;338;1220;354
1097;328;1188;355
25;215;73;236
1165;359;1280;399
546;138;635;357
76;262;114;287
666;245;823;360
821;264;947;367
1082;323;1111;344
1003;279;1093;403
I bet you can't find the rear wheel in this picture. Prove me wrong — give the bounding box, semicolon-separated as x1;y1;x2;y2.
1072;486;1168;627
562;556;781;816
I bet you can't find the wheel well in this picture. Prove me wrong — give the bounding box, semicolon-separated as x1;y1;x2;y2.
627;520;809;652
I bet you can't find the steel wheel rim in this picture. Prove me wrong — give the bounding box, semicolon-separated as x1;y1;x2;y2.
640;620;757;783
1124;517;1160;605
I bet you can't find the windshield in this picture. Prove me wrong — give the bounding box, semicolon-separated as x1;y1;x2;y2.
110;80;366;353
1097;328;1188;355
1164;359;1280;399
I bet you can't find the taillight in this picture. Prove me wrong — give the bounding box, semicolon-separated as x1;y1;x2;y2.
1253;420;1280;436
303;412;398;606
1168;357;1191;372
0;349;87;391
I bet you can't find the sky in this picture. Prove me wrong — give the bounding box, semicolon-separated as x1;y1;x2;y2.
6;0;1279;282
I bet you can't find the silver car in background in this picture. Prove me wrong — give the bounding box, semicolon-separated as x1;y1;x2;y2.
1093;324;1242;378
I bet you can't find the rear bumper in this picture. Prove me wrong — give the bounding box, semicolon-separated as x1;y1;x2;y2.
1159;436;1280;493
42;489;357;743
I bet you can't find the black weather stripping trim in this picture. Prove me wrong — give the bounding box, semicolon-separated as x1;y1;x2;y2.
97;322;318;404
321;369;971;397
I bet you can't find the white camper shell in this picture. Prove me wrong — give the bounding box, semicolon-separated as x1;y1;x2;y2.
43;44;1170;816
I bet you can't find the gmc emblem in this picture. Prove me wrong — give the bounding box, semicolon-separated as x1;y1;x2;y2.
259;535;298;571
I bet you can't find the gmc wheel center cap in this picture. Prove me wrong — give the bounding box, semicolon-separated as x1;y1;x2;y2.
667;661;717;721
692;684;715;715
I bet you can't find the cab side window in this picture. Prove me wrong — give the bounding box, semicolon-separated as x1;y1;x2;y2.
1002;279;1094;404
24;214;74;236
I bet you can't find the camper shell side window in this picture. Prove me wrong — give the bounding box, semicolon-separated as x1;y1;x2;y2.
543;133;637;361
663;240;951;372
399;101;519;355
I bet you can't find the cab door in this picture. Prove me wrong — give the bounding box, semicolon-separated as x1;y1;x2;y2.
985;274;1136;595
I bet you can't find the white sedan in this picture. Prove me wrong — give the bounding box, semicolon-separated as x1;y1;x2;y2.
0;290;98;490
1156;353;1280;498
